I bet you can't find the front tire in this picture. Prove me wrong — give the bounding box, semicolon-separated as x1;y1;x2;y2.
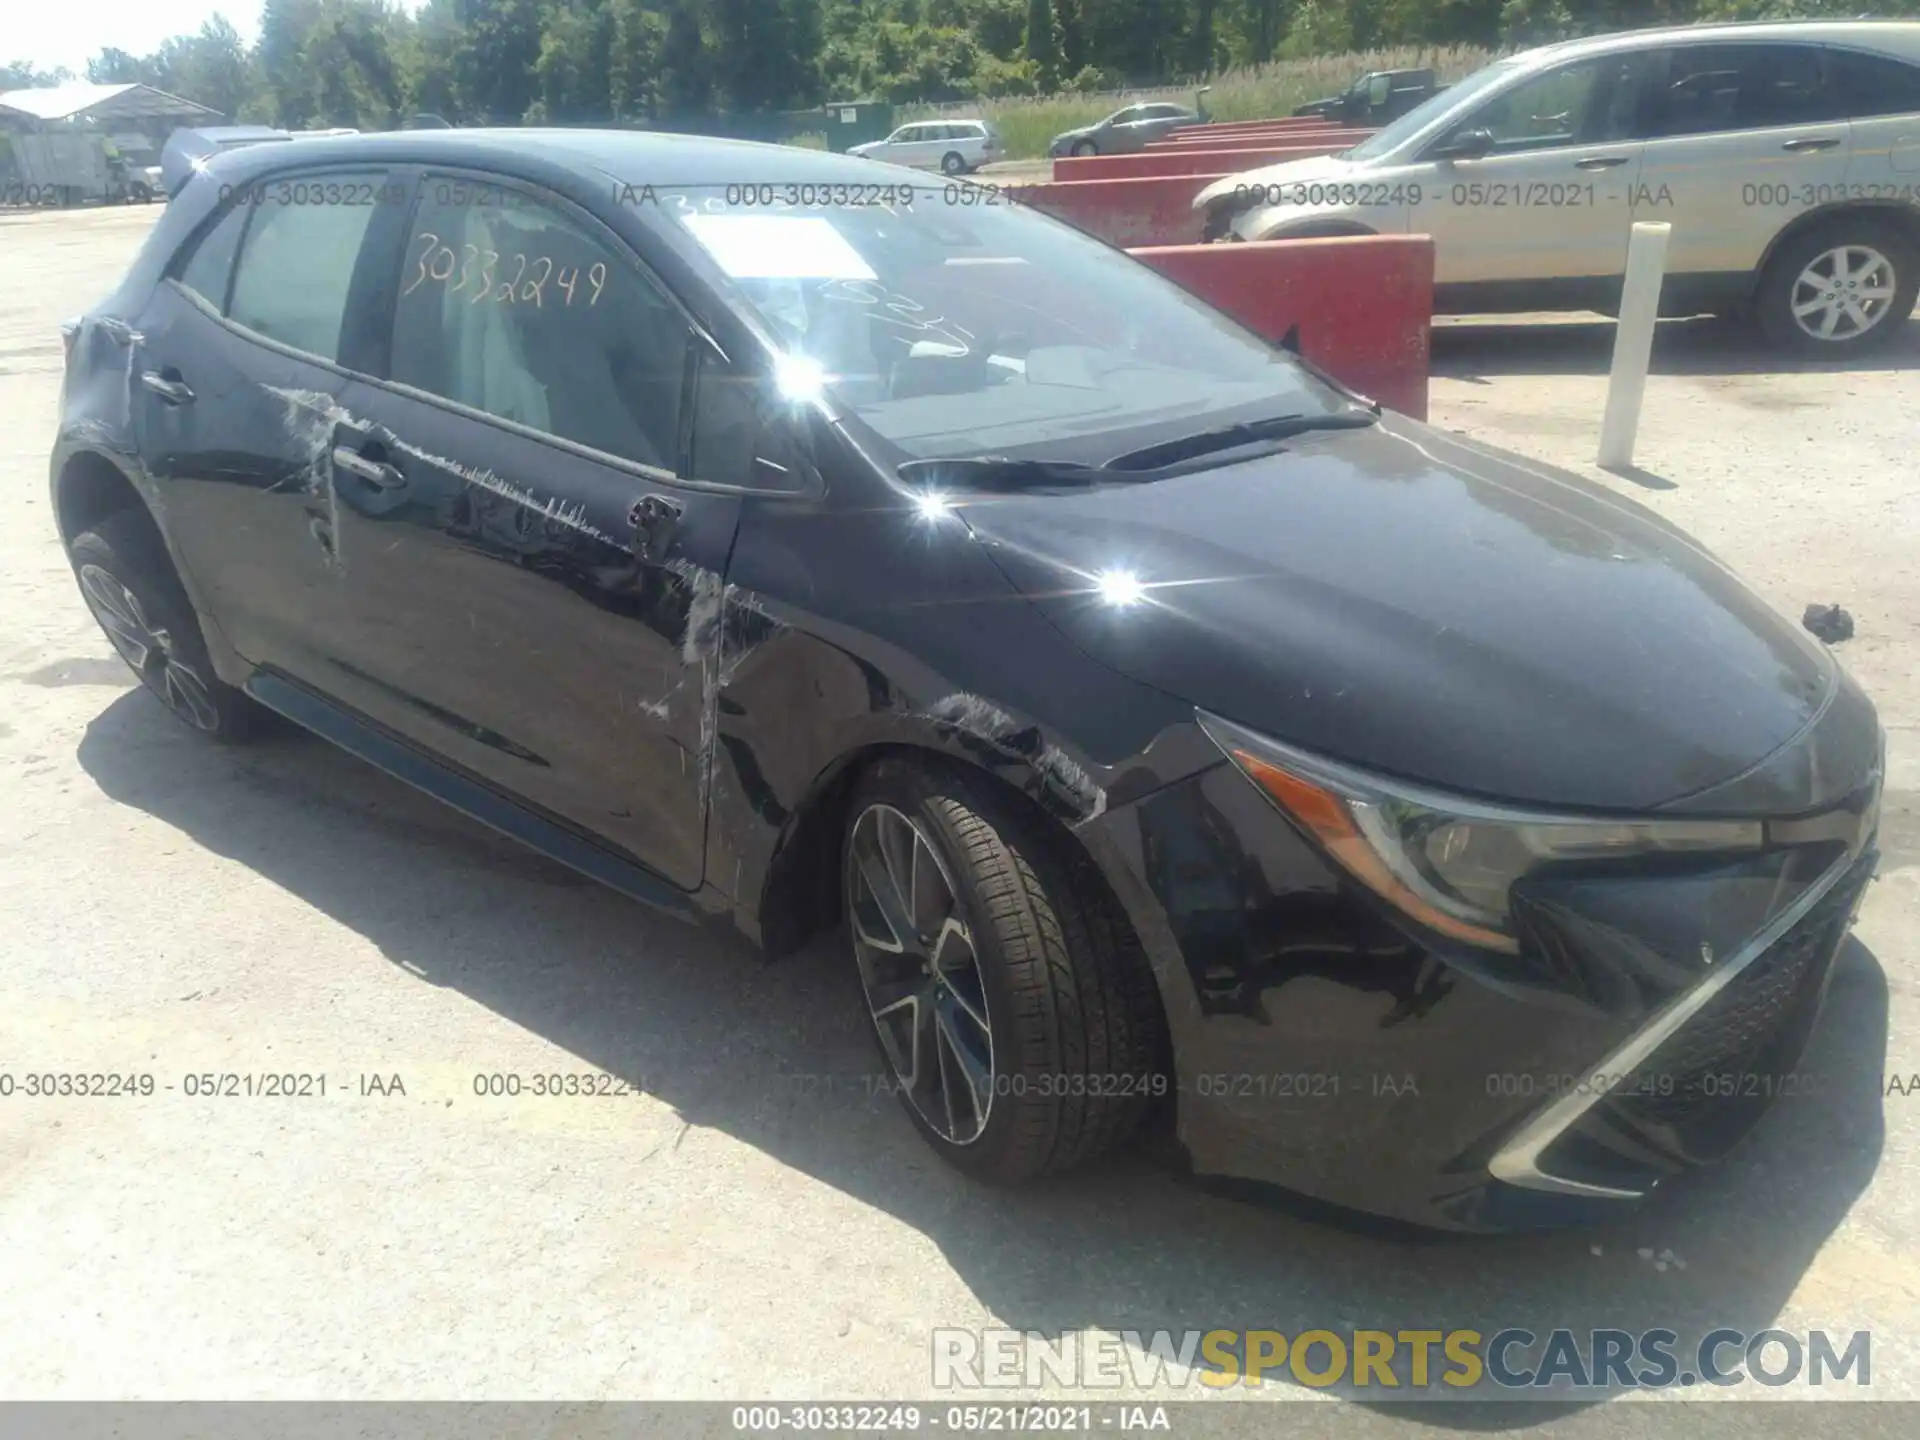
843;759;1165;1183
1071;139;1098;157
67;508;260;742
1755;218;1918;357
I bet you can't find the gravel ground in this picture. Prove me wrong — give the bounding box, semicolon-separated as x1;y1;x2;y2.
0;205;1916;1426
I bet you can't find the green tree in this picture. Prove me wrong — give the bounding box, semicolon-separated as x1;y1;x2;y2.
608;0;669;119
0;61;74;88
532;0;614;124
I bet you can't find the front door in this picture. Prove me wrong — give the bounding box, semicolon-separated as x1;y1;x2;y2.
315;172;742;889
1410;52;1651;287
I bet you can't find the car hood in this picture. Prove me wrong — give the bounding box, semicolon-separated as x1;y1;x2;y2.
961;413;1859;815
1193;152;1364;209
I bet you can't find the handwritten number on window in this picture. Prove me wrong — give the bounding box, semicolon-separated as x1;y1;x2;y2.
521;255;553;306
405;236;606;307
498;253;526;305
403;231;440;295
471;250;499;305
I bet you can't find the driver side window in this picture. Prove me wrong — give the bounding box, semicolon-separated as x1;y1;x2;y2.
390;177;690;472
1448;58;1639;154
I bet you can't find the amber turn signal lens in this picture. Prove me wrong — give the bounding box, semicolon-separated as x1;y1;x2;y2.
1230;748;1520;954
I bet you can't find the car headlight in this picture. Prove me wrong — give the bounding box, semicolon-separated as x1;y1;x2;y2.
1199;713;1764;954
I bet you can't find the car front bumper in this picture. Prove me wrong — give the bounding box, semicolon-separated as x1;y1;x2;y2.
1079;748;1883;1233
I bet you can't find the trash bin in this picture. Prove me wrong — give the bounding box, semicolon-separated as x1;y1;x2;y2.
823;101;895;154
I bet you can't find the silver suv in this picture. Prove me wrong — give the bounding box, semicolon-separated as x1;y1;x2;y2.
1198;22;1920;354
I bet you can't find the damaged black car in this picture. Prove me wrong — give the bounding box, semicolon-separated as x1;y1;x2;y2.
52;131;1883;1232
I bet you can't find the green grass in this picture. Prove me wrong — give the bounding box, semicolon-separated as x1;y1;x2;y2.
898;46;1500;160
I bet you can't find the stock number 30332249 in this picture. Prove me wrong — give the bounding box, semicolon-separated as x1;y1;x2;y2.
403;233;608;308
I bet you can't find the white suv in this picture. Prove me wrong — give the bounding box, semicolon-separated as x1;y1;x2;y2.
849;119;1002;176
1198;21;1920;354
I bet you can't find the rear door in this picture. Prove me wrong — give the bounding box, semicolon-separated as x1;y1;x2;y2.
129;169;404;669
1827;45;1920;187
1631;41;1852;278
313;171;749;888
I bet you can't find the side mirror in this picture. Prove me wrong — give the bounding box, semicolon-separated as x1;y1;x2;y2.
1366;75;1393;109
692;349;824;493
1432;127;1496;161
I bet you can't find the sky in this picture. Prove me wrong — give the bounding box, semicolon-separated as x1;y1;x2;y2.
11;1;424;79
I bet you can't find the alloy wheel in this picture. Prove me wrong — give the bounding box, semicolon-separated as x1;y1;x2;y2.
78;563;220;730
847;802;995;1144
1789;244;1898;342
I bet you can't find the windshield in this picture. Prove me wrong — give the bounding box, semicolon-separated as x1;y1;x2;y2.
1344;58;1522;161
658;185;1342;464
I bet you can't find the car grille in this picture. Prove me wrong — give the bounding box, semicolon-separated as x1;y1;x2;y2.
1611;853;1875;1131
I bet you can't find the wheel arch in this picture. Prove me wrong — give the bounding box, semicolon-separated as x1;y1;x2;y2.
53;449;150;548
754;738;1119;960
1255;217;1380;242
52;446;247;686
1750;202;1920;299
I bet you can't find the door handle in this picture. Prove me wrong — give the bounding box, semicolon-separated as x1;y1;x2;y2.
139;370;194;404
330;445;406;490
628;493;683;562
1781;137;1840;153
1574;155;1631;169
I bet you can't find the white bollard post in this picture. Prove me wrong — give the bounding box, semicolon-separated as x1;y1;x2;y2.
1596;220;1672;470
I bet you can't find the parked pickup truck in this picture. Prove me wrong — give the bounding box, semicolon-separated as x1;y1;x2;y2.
1292;68;1440;125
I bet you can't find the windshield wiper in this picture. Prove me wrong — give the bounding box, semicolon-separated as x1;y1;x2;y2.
897;456;1100;491
1101;408;1379;472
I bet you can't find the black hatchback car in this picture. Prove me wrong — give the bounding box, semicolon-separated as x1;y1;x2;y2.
52;130;1883;1232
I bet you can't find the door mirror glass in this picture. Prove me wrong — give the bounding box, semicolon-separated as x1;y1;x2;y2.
1432;126;1496;159
691;356;819;492
1367;74;1394;108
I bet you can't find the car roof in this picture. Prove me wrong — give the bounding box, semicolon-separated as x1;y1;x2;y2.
1510;19;1920;70
198;127;936;191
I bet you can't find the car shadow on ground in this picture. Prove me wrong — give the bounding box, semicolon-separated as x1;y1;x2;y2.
76;688;1892;1416
1430;312;1920;382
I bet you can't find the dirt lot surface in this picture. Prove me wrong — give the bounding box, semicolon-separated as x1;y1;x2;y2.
1;205;1917;1425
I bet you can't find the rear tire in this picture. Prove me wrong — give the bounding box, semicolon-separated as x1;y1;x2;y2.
67;508;261;743
1755;217;1918;357
940;150;967;176
842;758;1166;1184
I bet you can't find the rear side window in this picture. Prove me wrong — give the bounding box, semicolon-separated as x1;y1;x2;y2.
1827;48;1920;118
388;178;692;472
174;202;249;310
227;172;388;361
1646;45;1837;137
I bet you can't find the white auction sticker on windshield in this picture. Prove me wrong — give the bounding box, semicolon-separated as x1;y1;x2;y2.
683;214;878;281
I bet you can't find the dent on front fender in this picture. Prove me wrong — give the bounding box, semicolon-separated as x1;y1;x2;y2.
697;496;1219;944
